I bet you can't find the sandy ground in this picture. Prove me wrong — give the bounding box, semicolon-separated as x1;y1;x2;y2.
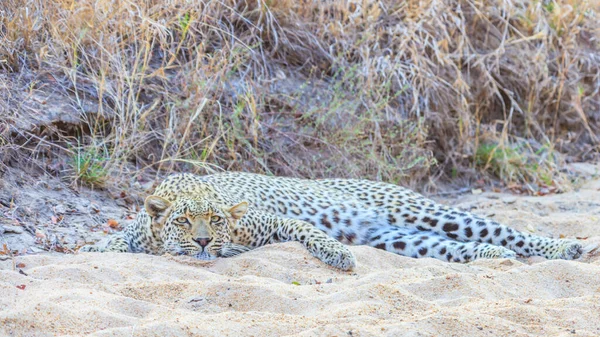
1;173;600;336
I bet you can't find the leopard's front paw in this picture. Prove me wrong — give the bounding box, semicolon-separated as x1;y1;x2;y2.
217;243;253;258
550;240;582;260
316;243;356;271
334;247;357;271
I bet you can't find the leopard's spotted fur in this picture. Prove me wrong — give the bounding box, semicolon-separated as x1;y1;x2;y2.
80;172;583;270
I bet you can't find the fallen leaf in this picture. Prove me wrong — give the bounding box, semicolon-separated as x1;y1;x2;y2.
291;281;300;286
559;234;566;239
16;262;25;268
16;284;26;290
35;230;46;240
91;204;101;213
107;219;119;228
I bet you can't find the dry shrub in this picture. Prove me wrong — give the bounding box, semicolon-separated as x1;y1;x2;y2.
0;0;598;189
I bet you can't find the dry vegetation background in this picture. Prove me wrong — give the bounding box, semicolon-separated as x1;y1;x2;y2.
1;0;599;191
2;3;600;335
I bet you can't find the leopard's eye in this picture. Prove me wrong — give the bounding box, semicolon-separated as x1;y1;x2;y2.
210;215;222;223
176;216;188;224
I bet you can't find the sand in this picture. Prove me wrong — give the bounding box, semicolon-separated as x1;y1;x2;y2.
2;176;600;336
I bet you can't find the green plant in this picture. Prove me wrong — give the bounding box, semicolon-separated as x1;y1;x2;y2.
71;147;109;188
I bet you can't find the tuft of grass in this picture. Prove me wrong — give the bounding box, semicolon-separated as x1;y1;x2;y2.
476;144;526;181
475;141;565;189
71;147;108;188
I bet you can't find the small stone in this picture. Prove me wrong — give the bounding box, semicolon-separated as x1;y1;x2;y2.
502;197;517;204
142;181;155;193
54;204;67;214
2;225;24;234
188;296;206;303
326;278;333;283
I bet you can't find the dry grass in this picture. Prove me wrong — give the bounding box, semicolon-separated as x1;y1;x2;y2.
1;0;599;190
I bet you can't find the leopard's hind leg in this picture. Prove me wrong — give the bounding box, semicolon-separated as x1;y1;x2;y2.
367;226;516;262
325;180;582;260
384;198;582;260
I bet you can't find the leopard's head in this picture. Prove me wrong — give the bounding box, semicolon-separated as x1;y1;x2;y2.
144;195;248;259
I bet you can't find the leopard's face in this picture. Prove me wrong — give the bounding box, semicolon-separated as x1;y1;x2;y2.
163;198;230;259
145;195;248;260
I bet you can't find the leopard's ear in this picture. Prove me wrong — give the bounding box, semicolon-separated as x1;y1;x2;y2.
145;195;172;218
227;201;248;220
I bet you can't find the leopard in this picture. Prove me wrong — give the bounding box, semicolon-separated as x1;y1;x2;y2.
80;172;583;270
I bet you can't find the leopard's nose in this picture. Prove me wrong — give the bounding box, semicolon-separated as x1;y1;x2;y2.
194;237;212;248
